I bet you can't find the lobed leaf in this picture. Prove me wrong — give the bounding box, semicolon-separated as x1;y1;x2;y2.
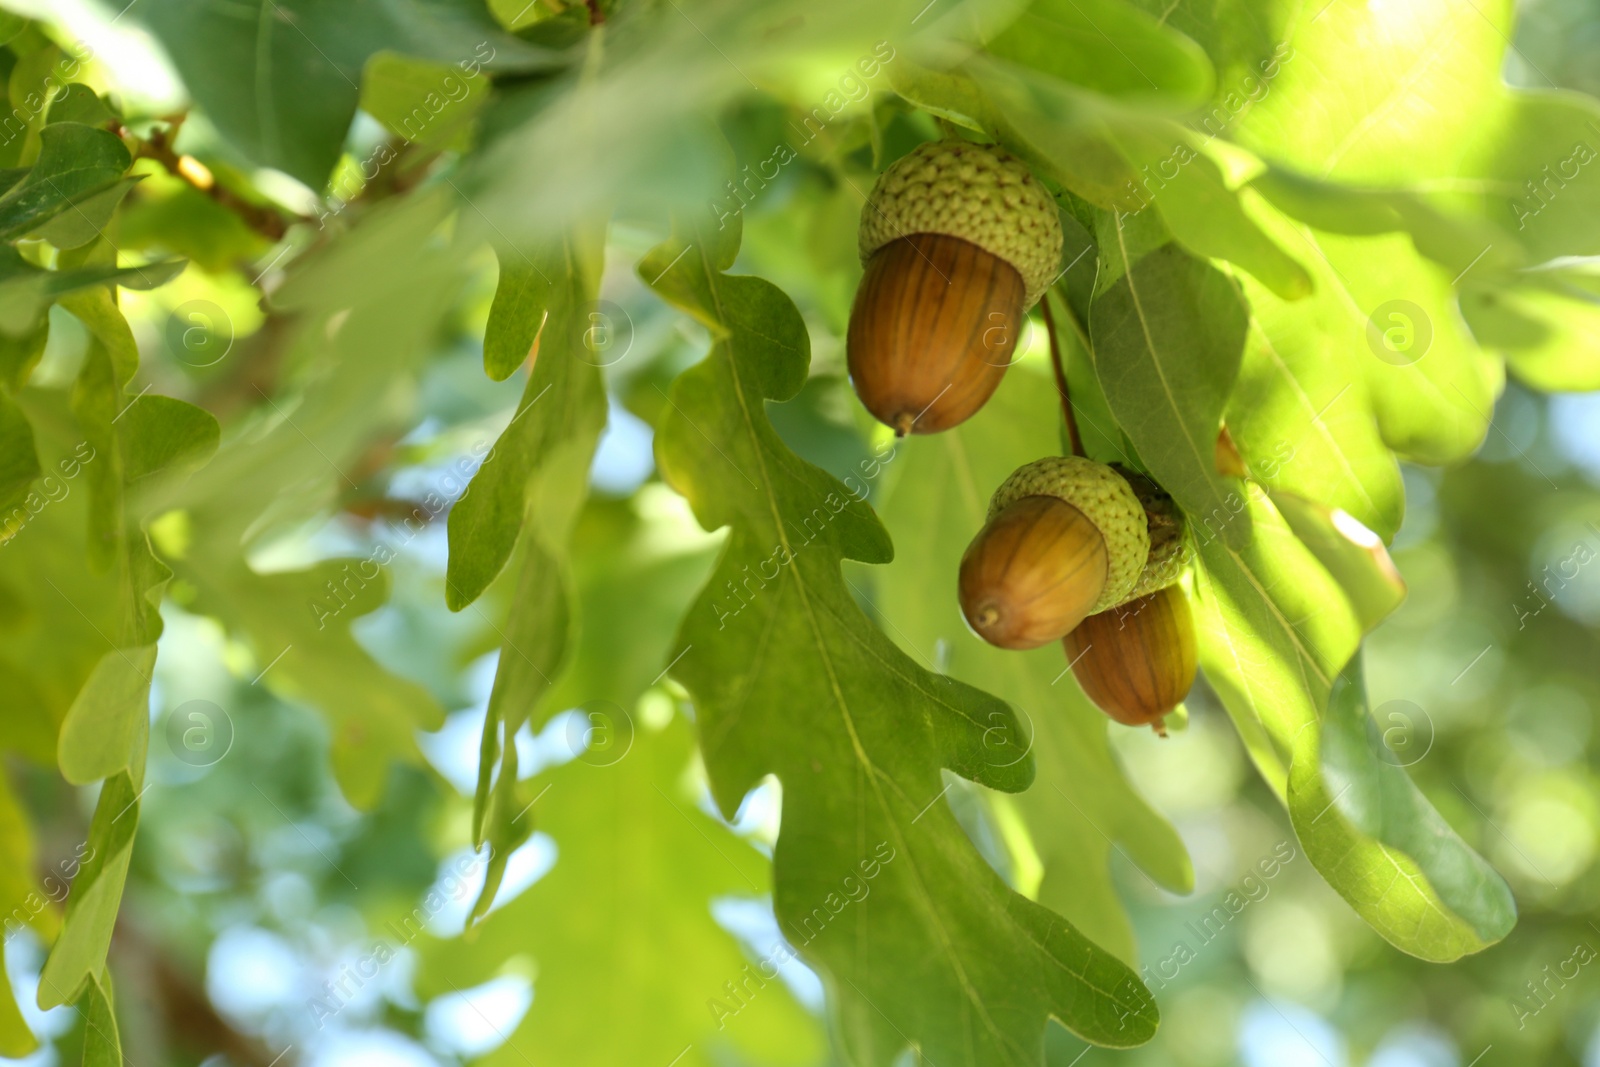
422;713;822;1067
644;211;1157;1061
445;229;606;873
874;358;1193;966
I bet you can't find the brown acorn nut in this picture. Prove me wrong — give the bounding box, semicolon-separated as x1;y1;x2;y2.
849;233;1025;435
848;141;1063;435
1062;583;1197;735
960;456;1150;649
959;495;1109;649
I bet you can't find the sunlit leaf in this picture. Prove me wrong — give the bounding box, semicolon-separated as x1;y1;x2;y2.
1195;488;1512;960
644;211;1157;1061
57;645;156;785
139;0;560;186
1090;236;1250;545
362;50;491;153
79;971;120;1067
982;0;1215;110
38;772;139;1009
1289;653;1517;961
423;713;823;1067
0;123;129;242
874;358;1193;967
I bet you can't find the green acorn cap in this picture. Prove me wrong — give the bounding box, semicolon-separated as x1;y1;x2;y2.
989;456;1150;612
858;141;1063;307
1115;465;1189;602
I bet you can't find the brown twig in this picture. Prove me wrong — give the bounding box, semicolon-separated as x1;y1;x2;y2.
584;0;605;24
113;918;294;1067
1039;290;1084;457
125;122;301;241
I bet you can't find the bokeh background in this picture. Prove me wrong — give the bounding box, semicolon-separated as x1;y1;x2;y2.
4;0;1600;1064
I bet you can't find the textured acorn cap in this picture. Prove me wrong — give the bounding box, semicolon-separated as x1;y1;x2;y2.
1115;465;1189;602
989;456;1148;612
859;141;1063;307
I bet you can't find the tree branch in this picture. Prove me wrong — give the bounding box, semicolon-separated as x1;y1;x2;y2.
124;120;303;242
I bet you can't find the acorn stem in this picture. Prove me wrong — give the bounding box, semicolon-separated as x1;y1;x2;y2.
1039;291;1084;458
894;412;916;437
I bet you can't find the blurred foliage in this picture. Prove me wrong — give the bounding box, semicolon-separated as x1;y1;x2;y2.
0;1;1595;1066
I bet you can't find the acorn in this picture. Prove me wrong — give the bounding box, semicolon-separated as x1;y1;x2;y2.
1113;464;1189;600
848;141;1063;435
1062;583;1197;735
960;456;1149;649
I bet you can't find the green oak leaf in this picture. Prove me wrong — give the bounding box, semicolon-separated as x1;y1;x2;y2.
421;712;823;1067
482;249;551;382
118;394;221;482
0;940;34;1058
0;772;38;1058
1193;485;1364;795
445;229;606;872
43;83;114;128
1288;653;1517;960
1271;491;1406;631
31;177;144;252
0;315;47;392
1218;185;1496;495
57;644;156;785
0;392;129;763
361;50;491;153
1283;226;1499;467
643;212;1157;1061
1460;264;1600;392
874;356;1193;967
1089;233;1250;546
139;0;560;187
0;123;130;242
80;971;121;1067
61;287;139;387
38;771;139;1009
447;233;605;609
181;558;444;810
1194;487;1513;960
0;247;184;336
1219;248;1405;542
422;489;774;1066
981;0;1215;111
0;390;38;513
